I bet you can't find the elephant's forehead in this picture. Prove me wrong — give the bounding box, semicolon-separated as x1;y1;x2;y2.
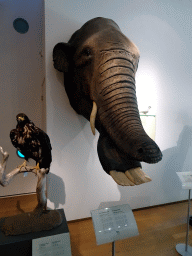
69;17;119;43
96;29;140;55
72;28;140;58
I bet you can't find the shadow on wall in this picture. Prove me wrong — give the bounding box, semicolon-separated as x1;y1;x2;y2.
164;125;192;172
160;125;192;201
98;125;192;210
47;172;65;209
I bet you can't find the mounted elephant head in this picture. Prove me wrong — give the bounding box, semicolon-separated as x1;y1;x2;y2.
53;17;162;186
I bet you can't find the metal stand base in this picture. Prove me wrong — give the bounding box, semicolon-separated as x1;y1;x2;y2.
176;190;191;255
112;241;115;256
176;244;192;255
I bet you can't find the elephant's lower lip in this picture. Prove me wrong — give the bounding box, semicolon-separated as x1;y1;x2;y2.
142;154;163;164
97;130;142;173
97;125;162;173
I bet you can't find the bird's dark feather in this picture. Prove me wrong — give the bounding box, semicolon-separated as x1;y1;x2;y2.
10;114;52;172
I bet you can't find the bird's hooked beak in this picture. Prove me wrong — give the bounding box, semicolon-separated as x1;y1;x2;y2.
17;116;25;122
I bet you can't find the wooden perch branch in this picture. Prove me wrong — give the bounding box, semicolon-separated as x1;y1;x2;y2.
0;146;47;212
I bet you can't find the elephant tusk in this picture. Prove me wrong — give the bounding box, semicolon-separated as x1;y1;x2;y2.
125;167;152;185
90;101;97;135
109;171;135;186
109;168;152;186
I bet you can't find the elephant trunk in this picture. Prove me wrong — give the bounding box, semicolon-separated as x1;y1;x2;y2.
95;49;162;163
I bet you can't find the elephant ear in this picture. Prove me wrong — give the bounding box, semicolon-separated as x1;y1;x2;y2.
53;42;72;72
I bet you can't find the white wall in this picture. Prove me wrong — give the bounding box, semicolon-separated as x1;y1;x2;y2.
0;0;45;196
45;0;192;221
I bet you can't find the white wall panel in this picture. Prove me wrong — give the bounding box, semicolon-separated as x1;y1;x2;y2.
0;0;45;196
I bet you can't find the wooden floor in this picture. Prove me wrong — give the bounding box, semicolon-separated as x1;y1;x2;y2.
0;194;191;255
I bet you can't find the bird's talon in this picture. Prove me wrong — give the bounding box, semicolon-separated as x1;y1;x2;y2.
33;163;40;175
18;160;27;171
34;170;38;176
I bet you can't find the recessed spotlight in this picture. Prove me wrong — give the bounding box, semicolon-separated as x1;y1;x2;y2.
13;18;29;34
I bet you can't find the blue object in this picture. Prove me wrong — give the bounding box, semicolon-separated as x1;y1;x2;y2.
17;150;25;158
13;18;29;34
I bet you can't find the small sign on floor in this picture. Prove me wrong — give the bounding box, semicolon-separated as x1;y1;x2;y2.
32;233;71;256
177;172;192;189
91;204;139;245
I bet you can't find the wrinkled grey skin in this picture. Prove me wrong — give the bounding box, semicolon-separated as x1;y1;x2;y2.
53;17;162;175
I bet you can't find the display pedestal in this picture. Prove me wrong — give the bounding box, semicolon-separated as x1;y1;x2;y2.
0;209;71;256
140;115;156;140
176;173;192;256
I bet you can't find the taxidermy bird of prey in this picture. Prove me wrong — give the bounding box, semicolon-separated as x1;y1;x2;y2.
10;113;52;173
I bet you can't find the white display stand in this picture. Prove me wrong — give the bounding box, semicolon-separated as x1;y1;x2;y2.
140;115;156;140
176;172;192;255
91;204;138;255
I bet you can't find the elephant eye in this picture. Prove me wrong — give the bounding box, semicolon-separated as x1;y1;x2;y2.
82;48;92;57
76;47;93;67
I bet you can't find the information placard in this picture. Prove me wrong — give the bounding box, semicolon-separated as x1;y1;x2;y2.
91;204;139;245
177;172;192;189
32;233;72;256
